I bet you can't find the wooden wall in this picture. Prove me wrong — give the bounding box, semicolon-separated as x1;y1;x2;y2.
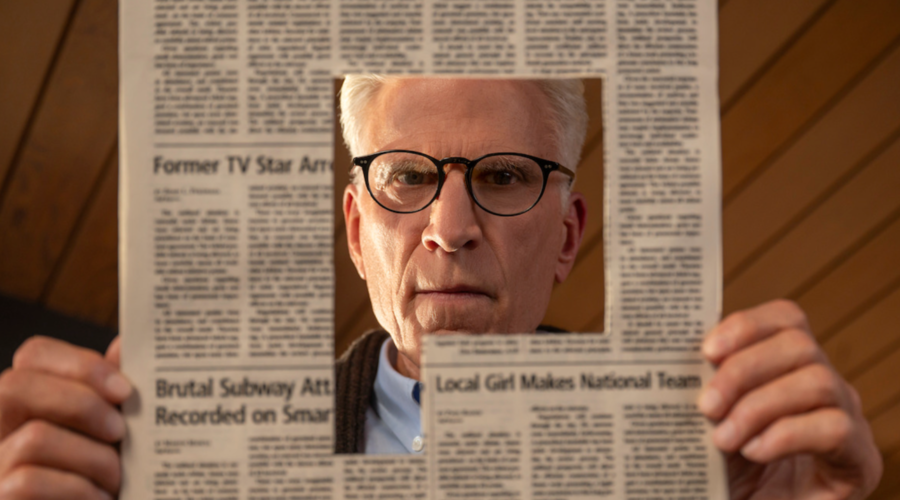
0;0;119;328
0;0;898;495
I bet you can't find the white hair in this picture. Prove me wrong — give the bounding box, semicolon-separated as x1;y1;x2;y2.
339;76;589;202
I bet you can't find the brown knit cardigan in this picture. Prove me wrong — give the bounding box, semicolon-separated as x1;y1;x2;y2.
332;326;567;454
334;328;390;454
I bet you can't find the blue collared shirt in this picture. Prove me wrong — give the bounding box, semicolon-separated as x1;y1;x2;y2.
364;338;423;455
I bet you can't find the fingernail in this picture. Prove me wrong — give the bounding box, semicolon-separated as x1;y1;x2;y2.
714;420;736;449
105;373;132;400
741;437;762;458
702;335;728;359
106;412;126;440
98;489;113;500
698;387;722;416
701;337;716;358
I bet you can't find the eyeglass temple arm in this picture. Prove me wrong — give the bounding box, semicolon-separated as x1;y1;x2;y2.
557;164;576;179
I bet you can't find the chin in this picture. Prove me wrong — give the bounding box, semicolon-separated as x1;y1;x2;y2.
419;322;495;336
413;309;497;336
429;327;489;335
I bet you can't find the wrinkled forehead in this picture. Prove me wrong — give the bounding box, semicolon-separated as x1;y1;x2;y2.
360;78;559;159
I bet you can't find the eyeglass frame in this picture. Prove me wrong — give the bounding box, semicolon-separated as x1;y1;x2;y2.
351;149;576;217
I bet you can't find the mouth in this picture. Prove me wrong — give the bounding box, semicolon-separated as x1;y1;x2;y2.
415;285;493;300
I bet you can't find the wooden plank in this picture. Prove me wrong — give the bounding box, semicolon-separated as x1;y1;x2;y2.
334;229;373;335
796;215;900;339
723;128;900;313
107;306;119;332
871;399;900;453
43;150;118;324
0;0;118;300
0;0;76;183
582;312;605;334
868;448;900;500
851;346;900;417
580;79;604;162
720;0;900;196
542;239;605;332
574;117;605;255
823;284;900;378
723;43;900;282
333;78;350;242
718;0;831;106
871;487;900;500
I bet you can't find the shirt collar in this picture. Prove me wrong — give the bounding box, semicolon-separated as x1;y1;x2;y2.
372;338;423;454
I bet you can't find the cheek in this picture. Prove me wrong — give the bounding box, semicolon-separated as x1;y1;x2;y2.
358;211;423;296
357;217;401;333
491;220;557;307
360;219;395;288
510;214;562;269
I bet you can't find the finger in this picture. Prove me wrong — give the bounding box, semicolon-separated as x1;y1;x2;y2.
698;326;824;420
0;465;111;500
0;370;125;443
0;420;119;495
711;363;849;452
12;336;131;403
104;337;121;369
703;299;810;364
738;408;868;469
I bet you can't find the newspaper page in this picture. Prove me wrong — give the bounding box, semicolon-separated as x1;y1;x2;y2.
118;0;725;498
421;335;725;499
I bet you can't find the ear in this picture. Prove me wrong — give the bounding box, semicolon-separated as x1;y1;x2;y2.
555;191;587;283
343;183;366;280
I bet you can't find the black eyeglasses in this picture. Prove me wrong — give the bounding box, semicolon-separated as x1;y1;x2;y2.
352;150;575;217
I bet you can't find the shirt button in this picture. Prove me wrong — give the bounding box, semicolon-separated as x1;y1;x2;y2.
412;436;424;452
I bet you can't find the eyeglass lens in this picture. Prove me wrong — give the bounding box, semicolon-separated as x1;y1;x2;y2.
366;152;545;215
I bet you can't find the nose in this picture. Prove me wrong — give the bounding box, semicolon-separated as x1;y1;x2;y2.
421;168;483;253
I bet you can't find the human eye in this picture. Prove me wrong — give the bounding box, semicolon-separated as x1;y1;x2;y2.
390;162;437;187
370;155;437;192
475;158;532;186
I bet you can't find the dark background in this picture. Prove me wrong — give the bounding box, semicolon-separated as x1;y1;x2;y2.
0;295;116;370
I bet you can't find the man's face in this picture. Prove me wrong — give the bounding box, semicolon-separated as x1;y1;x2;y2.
343;79;586;378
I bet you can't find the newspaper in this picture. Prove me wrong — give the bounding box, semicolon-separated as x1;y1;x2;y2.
422;336;723;498
118;0;726;498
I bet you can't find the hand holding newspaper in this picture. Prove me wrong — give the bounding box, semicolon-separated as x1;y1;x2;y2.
76;1;879;499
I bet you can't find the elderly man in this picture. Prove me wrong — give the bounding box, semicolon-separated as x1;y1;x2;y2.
0;77;882;499
332;76;589;454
